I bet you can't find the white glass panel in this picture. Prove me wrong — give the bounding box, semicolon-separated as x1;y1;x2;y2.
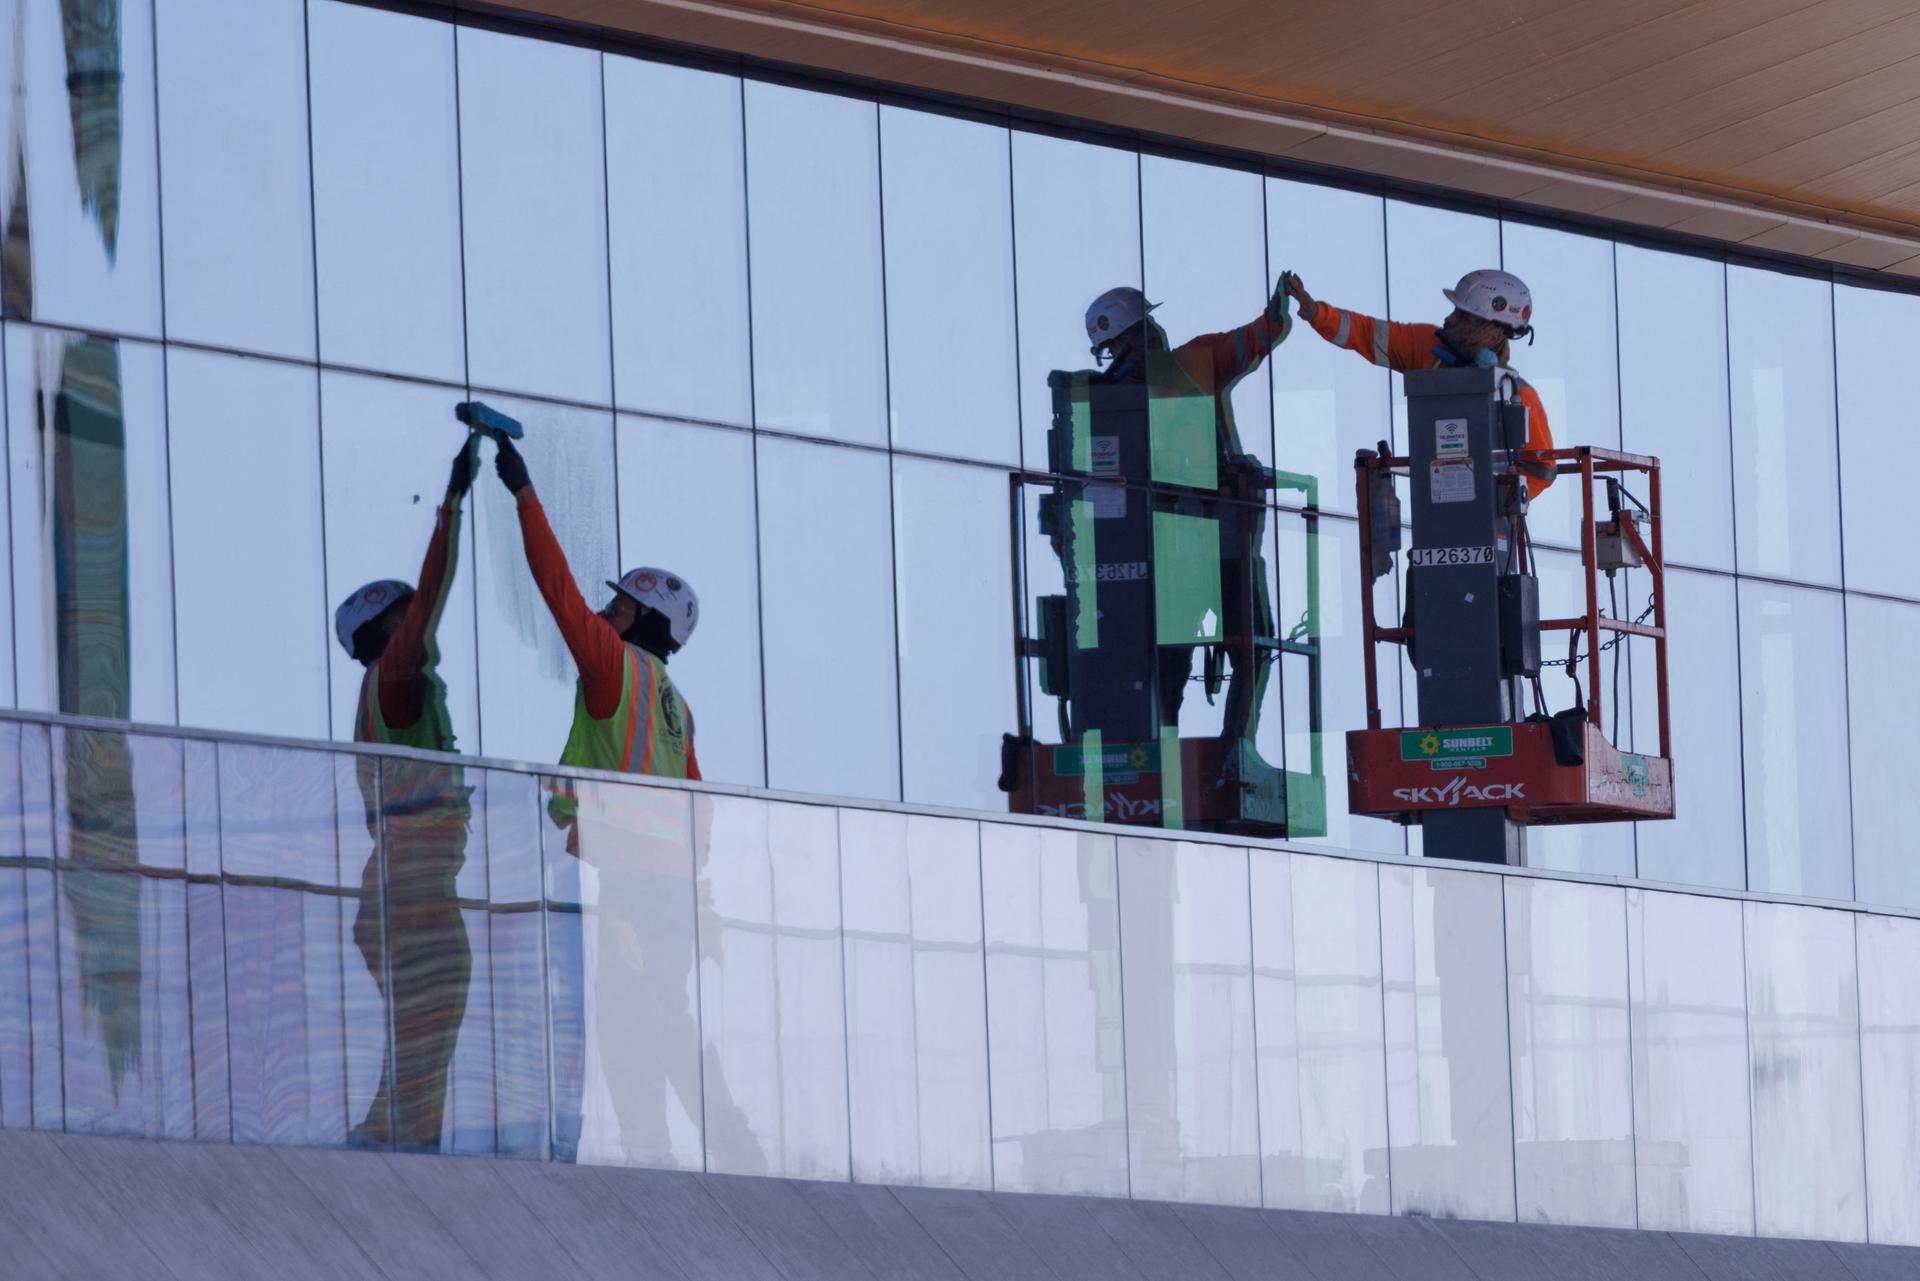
1745;902;1865;1242
1737;580;1852;901
457;30;610;404
1847;595;1920;910
839;810;990;1189
1142;154;1276;468
1857;913;1920;1246
0;0;162;336
605;58;750;426
318;372;478;749
167;349;326;738
6;327;172;722
1505;877;1633;1227
470;397;617;764
155;0;314;359
980;823;1126;1196
1616;246;1732;572
1627;889;1752;1235
309;0;464;383
1266;178;1389;516
696;795;848;1180
881;107;1018;465
1727;266;1840;585
756;436;898;801
1012;133;1140;471
615;416;763;787
1250;849;1387;1214
1835;285;1920;599
893;456;1014;811
1379;863;1515;1221
1118;837;1258;1206
745;83;885;446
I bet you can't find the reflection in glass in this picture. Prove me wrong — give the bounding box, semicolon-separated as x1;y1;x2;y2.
756;435;898;801
1504;878;1633;1227
605;58;750;426
457;28;609;404
1836;284;1920;599
695;795;842;1179
1617;246;1732;572
981;823;1126;1196
0;0;162;335
1737;580;1851;901
1744;902;1866;1242
167;349;328;739
546;778;703;1169
1846;595;1920;910
6;324;173;723
880;107;1018;465
1380;863;1515;1221
0;721;32;1128
1626;889;1751;1235
154;0;313;358
1265;178;1389;515
839;810;990;1189
745;83;885;445
1118;837;1258;1206
308;0;464;383
1251;850;1387;1213
1727;266;1840;585
1857;913;1920;1246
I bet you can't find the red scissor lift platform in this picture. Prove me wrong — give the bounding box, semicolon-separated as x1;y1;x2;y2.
1347;446;1675;827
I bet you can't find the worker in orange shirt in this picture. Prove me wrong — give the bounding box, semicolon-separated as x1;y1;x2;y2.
1286;268;1556;497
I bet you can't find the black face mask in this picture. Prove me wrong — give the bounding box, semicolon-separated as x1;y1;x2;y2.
613;606;679;662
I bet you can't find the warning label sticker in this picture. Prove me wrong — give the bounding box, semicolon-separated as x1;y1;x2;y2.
1430;459;1474;504
1436;418;1469;457
1088;482;1127;519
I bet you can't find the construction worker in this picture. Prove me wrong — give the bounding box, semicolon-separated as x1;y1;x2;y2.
1286;268;1556;496
333;437;477;1152
1083;278;1292;741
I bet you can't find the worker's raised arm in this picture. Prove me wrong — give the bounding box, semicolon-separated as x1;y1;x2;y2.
495;440;629;720
1185;276;1294;386
1288;274;1433;374
376;441;473;730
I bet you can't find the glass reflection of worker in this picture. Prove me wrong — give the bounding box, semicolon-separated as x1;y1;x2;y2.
334;438;477;1152
1083;278;1292;742
1287;269;1556;498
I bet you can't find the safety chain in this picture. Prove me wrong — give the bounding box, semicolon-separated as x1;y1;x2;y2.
1539;597;1658;668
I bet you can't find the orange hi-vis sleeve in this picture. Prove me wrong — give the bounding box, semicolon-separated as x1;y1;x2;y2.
1307;302;1441;374
516;490;630;721
375;498;460;732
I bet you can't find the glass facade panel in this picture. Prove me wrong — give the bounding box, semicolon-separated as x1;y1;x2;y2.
694;795;847;1179
745;83;885;446
1249;849;1387;1214
1266;179;1390;516
1834;284;1920;600
1744;901;1865;1242
166;349;328;740
1012;132;1140;471
5;326;173;724
456;29;609;405
1737;580;1852;901
1616;246;1733;572
839;809;990;1189
605;58;751;426
1857;913;1920;1247
1727;266;1841;585
308;0;464;384
154;0;313;359
1117;837;1258;1207
981;822;1127;1196
880;107;1018;465
615;416;762;788
1626;889;1752;1236
1379;863;1515;1222
893;456;1014;811
1504;877;1634;1228
1846;594;1920;910
756;435;898;801
0;0;163;336
546;778;701;1170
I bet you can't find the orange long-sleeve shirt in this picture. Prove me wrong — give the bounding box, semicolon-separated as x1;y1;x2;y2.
374;499;460;737
1308;302;1556;496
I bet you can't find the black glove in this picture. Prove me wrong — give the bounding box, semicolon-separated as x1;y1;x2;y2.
448;437;477;499
495;437;531;495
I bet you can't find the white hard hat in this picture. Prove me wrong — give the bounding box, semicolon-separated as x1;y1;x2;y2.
335;579;413;654
1443;269;1533;329
607;566;699;647
1085;286;1156;348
